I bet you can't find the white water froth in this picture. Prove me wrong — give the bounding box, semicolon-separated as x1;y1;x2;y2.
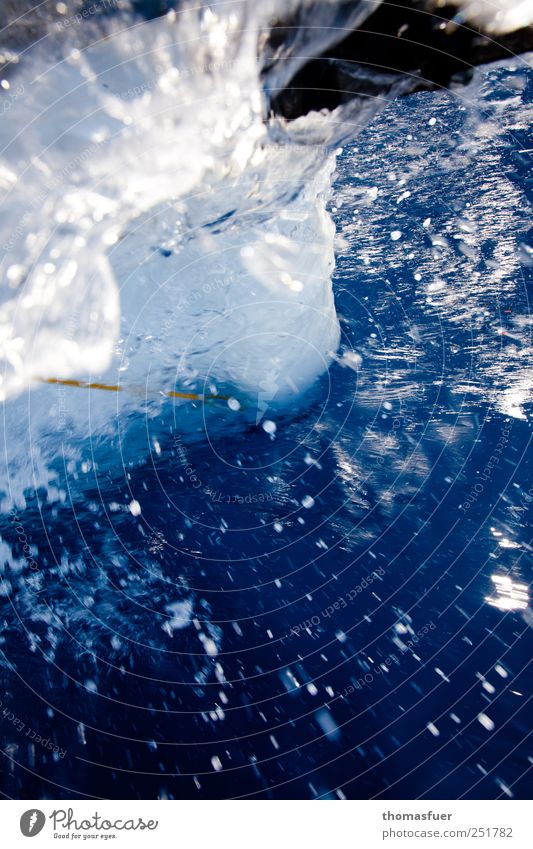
446;0;533;33
0;0;393;505
0;0;529;507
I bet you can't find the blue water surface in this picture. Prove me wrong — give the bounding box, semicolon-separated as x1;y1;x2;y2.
0;60;531;800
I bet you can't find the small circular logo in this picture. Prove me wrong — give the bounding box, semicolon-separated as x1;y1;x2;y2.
20;810;46;837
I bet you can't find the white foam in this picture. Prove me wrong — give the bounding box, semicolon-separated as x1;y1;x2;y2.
0;1;364;503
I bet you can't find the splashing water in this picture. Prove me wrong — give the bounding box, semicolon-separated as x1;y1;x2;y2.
0;0;422;507
0;0;531;801
0;2;381;494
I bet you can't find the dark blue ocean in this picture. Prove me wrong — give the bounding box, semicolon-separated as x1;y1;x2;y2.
0;59;531;800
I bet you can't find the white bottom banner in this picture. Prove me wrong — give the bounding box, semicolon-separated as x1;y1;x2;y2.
2;800;531;848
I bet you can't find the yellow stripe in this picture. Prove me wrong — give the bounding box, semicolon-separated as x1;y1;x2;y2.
166;390;200;400
35;377;232;404
38;377;122;392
